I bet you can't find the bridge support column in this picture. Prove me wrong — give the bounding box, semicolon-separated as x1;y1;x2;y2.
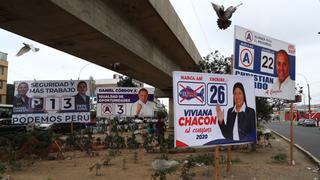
168;97;174;130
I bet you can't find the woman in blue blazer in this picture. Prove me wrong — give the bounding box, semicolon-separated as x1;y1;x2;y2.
216;82;256;141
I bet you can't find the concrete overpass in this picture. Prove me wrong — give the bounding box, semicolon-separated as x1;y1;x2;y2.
0;0;202;97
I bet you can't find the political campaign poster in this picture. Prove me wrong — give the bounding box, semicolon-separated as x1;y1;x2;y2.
12;80;91;124
234;25;296;100
173;71;256;148
96;87;155;118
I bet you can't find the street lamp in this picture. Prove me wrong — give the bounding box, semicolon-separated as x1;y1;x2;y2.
298;85;306;107
297;73;311;118
78;63;91;80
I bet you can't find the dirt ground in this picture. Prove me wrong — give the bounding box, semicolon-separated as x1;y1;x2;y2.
3;133;320;180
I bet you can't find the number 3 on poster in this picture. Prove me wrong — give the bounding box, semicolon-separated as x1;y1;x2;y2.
45;97;75;111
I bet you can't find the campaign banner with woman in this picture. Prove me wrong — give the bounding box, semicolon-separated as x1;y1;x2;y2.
173;71;257;148
12;80;91;124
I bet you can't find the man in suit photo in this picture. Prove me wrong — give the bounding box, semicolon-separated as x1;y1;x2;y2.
74;81;90;112
13;82;30;113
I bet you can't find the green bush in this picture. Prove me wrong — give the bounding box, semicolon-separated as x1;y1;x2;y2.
152;166;177;180
82;136;93;155
272;153;287;163
126;134;140;149
180;159;195;180
0;130;54;160
113;134;126;149
166;134;174;150
31;130;53;149
156;110;168;119
65;135;78;149
187;153;214;166
0;162;6;175
143;135;156;152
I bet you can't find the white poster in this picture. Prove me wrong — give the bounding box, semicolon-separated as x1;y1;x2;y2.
96;87;155;118
12;80;91;124
234;25;296;100
173;71;256;148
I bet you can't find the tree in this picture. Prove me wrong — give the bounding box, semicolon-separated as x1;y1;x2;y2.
156;104;168;119
196;50;231;74
117;76;137;87
256;97;273;121
270;98;286;112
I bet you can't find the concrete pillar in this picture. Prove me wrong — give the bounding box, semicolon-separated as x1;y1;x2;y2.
168;97;174;130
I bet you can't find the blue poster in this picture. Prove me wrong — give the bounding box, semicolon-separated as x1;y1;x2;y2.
234;26;296;100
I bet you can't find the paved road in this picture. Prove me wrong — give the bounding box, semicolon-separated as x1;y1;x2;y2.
266;122;320;160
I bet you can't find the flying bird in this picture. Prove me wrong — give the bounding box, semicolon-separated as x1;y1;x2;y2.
211;2;243;30
16;43;40;57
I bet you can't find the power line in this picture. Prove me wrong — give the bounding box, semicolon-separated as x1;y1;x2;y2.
189;0;212;53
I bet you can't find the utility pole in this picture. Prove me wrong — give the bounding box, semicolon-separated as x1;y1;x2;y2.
307;83;311;118
297;73;311;119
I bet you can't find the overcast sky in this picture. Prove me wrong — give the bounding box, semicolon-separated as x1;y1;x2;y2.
0;0;320;105
0;29;118;83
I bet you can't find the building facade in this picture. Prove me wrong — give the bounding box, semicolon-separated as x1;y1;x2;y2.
0;52;8;104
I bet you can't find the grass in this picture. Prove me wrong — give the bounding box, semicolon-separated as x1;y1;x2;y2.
272;153;287;164
231;157;242;164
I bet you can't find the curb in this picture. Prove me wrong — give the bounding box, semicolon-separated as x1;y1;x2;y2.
271;129;320;167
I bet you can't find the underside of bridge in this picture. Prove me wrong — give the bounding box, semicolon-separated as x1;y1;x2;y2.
0;0;202;97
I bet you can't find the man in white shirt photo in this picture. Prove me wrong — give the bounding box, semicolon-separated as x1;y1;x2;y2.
131;88;155;117
272;50;295;96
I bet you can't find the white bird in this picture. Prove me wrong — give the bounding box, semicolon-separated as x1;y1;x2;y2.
16;43;40;57
211;2;243;30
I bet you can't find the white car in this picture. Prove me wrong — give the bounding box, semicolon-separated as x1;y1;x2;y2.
302;119;316;127
35;123;53;130
134;118;143;124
